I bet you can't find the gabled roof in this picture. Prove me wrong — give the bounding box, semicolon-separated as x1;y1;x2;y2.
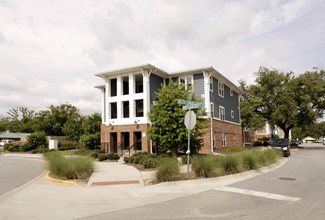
95;64;170;78
95;64;243;94
0;131;31;139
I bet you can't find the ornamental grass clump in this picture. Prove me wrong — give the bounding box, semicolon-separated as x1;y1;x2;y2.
262;148;282;165
155;158;180;182
191;156;215;177
218;153;242;174
45;151;94;180
241;150;259;170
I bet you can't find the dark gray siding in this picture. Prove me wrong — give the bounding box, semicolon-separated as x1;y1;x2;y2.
171;77;178;83
150;74;164;104
193;73;205;107
210;77;240;124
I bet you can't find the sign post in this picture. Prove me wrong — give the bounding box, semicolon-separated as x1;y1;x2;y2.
178;99;203;178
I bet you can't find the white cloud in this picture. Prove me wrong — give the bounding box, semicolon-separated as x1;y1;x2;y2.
0;0;324;116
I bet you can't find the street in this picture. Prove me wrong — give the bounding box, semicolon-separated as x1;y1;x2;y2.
0;157;44;196
83;148;325;220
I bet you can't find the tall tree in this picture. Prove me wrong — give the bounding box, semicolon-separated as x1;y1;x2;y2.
241;67;325;139
6;107;35;133
147;79;208;154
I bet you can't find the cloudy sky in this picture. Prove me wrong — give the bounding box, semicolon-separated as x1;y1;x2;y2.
0;0;324;116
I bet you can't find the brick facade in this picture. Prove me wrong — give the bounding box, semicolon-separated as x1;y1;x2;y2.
101;123;150;154
199;119;242;154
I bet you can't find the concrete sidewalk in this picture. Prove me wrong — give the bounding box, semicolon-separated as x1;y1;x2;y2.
0;153;287;220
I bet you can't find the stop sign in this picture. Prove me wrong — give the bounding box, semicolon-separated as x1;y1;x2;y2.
184;110;196;130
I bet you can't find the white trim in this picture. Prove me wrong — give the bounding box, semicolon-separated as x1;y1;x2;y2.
209;76;213;92
231;110;234;118
230;89;233;96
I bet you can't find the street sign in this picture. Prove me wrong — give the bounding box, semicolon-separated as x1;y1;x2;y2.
177;99;203;107
184;110;196;130
182;103;203;110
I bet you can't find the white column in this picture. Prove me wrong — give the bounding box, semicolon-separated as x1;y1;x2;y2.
141;69;151;121
101;88;105;124
105;78;109;125
129;73;134;119
116;76;122;123
203;70;211;114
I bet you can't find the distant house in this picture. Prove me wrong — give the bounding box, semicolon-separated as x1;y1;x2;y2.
95;64;243;154
0;131;31;142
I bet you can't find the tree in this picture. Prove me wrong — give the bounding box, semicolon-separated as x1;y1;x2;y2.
241;67;325;139
27;131;46;149
6;107;35;133
79;133;100;150
79;113;101;149
147;79;208;155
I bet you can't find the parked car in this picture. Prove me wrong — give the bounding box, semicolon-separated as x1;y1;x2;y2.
270;138;290;157
0;139;14;146
290;139;300;146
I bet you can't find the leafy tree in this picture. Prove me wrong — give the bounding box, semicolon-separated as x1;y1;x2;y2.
241;67;325;139
27;131;46;149
147;79;208;155
5;107;35;133
0;116;10;131
79;133;100;150
81;113;101;134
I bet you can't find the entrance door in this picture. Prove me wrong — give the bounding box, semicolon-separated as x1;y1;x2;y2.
134;132;142;150
110;133;117;153
122;132;130;150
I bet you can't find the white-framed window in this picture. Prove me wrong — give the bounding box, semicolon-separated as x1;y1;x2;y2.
135;99;144;117
219;106;225;121
218;82;224;97
231;110;234;118
110;78;117;97
122;75;129;95
179;75;193;90
222;133;226;147
210;102;214;118
122;101;129;118
209;76;213;91
212;132;215;149
230;89;233;96
135;74;143;93
110;102;117;119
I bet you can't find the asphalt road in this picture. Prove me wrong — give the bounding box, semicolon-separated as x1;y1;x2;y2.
0;157;44;195
85;149;325;220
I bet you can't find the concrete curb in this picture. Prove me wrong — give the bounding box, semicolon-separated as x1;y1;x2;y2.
44;171;81;187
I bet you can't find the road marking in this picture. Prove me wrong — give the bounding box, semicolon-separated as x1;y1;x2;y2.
215;186;301;202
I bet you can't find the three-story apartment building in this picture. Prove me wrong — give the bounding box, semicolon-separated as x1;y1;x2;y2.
96;64;243;154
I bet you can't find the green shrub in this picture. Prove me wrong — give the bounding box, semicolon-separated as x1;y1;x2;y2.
191;156;215;177
179;155;192;165
45;151;94;180
124;157;130;163
4;143;20;152
107;153;120;160
98;154;108;161
90;152;98;159
263;149;282;164
74;148;93;156
27;131;46;150
155;158;180;182
58;142;78;151
143;158;158;169
218;154;242;174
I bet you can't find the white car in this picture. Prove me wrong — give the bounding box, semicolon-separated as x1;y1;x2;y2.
0;140;14;146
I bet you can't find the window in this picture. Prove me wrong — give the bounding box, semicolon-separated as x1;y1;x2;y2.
122;76;129;95
135;74;143;93
231;110;234;118
123;101;129;118
222;133;226;147
179;75;193;90
218;82;224;97
210;76;213;91
230;89;233;96
110;78;117;97
212;132;215;149
135;99;143;117
219;106;225;121
110;102;117;119
210;102;214;118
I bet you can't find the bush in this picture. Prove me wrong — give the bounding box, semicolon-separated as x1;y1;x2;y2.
143;158;158;169
262;149;282;165
98;153;120;161
4;143;20;152
74;148;93;156
124;157;130;163
179;155;192;165
155;158;180;182
218;146;242;154
45;151;94;179
58;142;78;151
191;156;215;177
27;131;46;150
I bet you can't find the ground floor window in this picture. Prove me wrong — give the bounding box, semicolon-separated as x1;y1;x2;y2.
222;133;226;147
